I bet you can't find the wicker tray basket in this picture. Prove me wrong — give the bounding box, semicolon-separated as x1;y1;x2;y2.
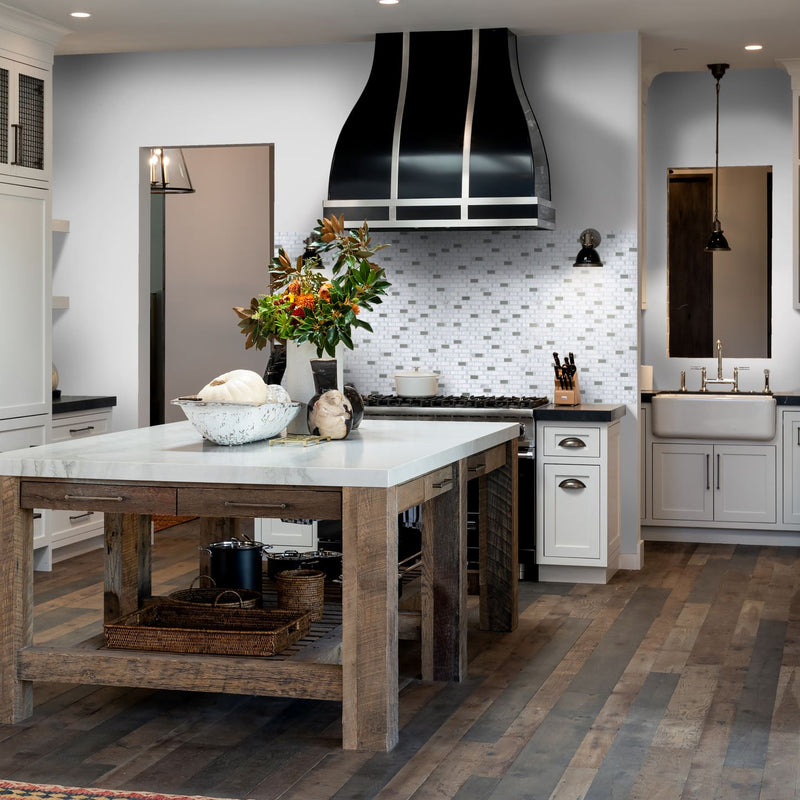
167;576;261;609
104;603;310;657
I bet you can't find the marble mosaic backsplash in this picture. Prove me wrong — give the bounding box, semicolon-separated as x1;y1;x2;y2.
274;228;639;407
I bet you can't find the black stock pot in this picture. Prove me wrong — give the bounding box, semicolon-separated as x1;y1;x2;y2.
202;540;268;593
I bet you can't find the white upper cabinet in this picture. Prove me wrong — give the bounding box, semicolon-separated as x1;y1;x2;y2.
0;182;50;420
0;54;51;184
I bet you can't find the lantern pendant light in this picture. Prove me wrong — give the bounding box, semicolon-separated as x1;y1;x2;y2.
705;63;731;252
149;148;195;194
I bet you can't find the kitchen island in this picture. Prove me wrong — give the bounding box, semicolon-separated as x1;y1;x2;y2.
0;418;518;751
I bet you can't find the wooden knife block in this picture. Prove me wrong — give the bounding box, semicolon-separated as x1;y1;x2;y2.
554;373;581;406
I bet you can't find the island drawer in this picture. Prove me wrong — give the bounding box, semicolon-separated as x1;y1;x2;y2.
176;487;342;519
21;482;177;514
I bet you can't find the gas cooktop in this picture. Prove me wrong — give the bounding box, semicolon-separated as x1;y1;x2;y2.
361;394;550;409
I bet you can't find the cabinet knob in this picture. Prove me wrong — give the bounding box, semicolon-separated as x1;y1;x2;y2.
557;437;587;449
558;478;587;490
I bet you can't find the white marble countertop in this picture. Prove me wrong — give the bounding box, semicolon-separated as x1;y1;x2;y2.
0;419;518;489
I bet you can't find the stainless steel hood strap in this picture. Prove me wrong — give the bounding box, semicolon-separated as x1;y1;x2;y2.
462;30;479;221
389;32;410;223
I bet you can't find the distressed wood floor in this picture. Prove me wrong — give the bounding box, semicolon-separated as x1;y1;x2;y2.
3;523;800;799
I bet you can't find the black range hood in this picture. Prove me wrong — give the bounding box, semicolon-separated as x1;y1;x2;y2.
324;28;554;231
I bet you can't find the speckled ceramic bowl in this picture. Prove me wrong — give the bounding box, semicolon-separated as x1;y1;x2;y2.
172;398;300;445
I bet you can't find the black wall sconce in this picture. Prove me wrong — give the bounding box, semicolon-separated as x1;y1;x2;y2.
574;228;603;267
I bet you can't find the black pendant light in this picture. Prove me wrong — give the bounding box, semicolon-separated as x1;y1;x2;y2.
704;63;730;252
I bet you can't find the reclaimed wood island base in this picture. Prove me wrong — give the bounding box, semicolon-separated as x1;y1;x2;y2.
0;419;518;751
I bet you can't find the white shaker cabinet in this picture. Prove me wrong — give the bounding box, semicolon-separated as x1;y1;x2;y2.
536;419;621;584
48;407;113;562
652;443;776;525
0;415;48;567
254;518;317;551
784;411;800;526
0;11;60;425
0;182;50;421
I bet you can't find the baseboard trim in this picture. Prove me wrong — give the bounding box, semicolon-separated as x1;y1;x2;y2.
642;525;800;547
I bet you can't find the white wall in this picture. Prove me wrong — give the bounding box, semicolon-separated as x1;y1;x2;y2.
644;68;796;392
51;31;643;558
51;43;373;432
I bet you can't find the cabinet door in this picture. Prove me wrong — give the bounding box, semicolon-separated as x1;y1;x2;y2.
0;184;49;420
255;518;317;551
714;445;776;524
652;443;713;521
784;413;800;526
0;57;49;184
542;463;601;560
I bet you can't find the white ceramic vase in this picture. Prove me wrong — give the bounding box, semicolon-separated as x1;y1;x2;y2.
283;341;343;434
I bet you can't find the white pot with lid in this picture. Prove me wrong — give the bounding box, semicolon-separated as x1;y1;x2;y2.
394;368;439;397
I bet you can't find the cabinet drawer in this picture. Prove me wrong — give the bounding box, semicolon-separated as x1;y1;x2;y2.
51;412;111;442
0;420;46;451
21;481;177;514
49;507;102;545
177;487;341;519
467;444;507;478
541;426;601;458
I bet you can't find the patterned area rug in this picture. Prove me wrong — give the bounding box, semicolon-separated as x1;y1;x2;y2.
0;780;230;800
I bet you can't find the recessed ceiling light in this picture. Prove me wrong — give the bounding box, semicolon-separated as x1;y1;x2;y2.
378;0;399;5
744;44;764;51
673;47;688;54
70;11;91;17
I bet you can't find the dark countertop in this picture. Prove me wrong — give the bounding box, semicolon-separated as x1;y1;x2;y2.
53;395;117;415
641;391;800;405
534;403;627;422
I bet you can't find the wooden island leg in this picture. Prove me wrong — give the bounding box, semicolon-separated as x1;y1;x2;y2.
0;476;33;722
421;459;467;682
341;485;399;751
479;440;518;632
104;512;152;622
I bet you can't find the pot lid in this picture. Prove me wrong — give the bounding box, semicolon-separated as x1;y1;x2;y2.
395;369;438;378
208;540;264;549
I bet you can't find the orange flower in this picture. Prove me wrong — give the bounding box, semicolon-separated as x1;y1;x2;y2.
351;303;360;315
294;293;316;310
319;283;332;302
286;280;301;294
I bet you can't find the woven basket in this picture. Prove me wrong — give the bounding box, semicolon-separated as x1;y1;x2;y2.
168;576;262;608
104;603;310;657
275;568;325;621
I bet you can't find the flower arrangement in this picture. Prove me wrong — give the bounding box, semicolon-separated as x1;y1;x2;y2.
234;216;391;358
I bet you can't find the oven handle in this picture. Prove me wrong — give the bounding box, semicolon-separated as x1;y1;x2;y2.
517;446;535;460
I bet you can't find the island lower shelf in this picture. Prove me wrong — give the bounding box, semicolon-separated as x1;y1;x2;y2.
19;585;424;702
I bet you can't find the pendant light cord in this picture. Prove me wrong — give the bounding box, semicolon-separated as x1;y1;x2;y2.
713;76;721;224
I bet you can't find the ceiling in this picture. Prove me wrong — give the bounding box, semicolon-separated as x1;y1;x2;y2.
6;0;800;75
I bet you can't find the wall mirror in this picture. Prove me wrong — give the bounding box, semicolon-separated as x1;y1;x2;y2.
147;144;273;425
667;165;772;358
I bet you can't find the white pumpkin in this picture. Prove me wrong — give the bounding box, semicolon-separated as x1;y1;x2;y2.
198;369;268;405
